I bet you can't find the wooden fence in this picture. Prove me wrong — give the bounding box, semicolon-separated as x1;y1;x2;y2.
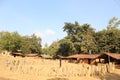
5;57;115;77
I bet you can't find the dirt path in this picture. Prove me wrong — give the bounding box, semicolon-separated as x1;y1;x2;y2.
105;73;120;80
98;69;120;80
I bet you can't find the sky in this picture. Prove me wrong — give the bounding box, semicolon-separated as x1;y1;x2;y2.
0;0;120;47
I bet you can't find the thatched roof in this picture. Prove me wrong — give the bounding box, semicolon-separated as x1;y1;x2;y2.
56;55;66;59
98;52;120;60
11;53;41;57
66;54;100;59
66;52;120;60
25;54;40;57
41;54;52;59
11;53;24;56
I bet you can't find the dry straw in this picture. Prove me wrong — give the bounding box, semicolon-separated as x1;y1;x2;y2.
5;56;115;77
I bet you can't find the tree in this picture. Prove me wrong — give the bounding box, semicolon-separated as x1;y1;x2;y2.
11;32;22;52
30;34;42;53
107;17;120;30
0;31;42;54
63;21;79;36
20;34;42;54
62;22;97;55
0;32;12;51
20;36;31;54
0;32;21;52
42;43;49;55
48;41;60;57
78;24;97;53
95;17;120;53
58;39;76;56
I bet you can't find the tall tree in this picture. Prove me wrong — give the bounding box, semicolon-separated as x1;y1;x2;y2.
0;32;12;51
95;17;120;53
0;32;21;52
21;34;42;54
58;39;76;56
48;41;60;57
62;22;97;55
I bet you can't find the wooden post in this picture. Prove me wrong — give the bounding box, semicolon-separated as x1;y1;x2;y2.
108;55;110;63
59;58;62;67
88;59;91;64
99;58;100;63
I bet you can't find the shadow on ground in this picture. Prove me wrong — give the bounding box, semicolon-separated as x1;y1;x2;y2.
98;73;120;80
47;77;69;80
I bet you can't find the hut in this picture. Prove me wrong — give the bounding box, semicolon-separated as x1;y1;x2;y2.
66;54;100;64
11;52;24;57
25;53;41;57
41;54;53;59
66;54;80;63
96;52;120;64
56;55;67;59
10;50;24;57
66;52;120;65
11;53;41;58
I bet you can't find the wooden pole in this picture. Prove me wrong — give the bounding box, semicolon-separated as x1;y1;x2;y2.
59;58;62;67
99;58;100;63
108;55;110;63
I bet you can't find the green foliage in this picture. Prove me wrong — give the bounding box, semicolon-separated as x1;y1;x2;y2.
48;41;59;56
57;17;120;56
20;34;42;54
0;32;12;51
61;22;97;56
58;39;76;56
1;17;120;57
42;43;49;55
42;41;60;58
107;17;120;30
95;28;120;53
0;31;42;54
0;32;21;52
95;17;120;53
11;32;22;52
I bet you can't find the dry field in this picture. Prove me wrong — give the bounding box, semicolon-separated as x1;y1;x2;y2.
0;54;120;80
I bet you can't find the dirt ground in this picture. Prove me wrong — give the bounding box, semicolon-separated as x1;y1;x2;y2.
0;54;120;80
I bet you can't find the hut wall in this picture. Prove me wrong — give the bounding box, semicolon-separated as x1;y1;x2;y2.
68;58;77;63
90;59;96;65
81;59;89;64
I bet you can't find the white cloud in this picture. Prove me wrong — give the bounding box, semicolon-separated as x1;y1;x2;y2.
45;29;55;35
34;31;43;38
34;29;56;47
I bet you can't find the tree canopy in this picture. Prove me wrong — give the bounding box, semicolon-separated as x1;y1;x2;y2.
0;32;42;55
47;17;120;57
62;22;97;54
0;17;120;57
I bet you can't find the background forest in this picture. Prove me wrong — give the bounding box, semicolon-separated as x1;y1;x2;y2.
0;17;120;57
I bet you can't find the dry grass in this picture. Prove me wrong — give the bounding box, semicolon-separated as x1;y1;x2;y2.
0;54;120;80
